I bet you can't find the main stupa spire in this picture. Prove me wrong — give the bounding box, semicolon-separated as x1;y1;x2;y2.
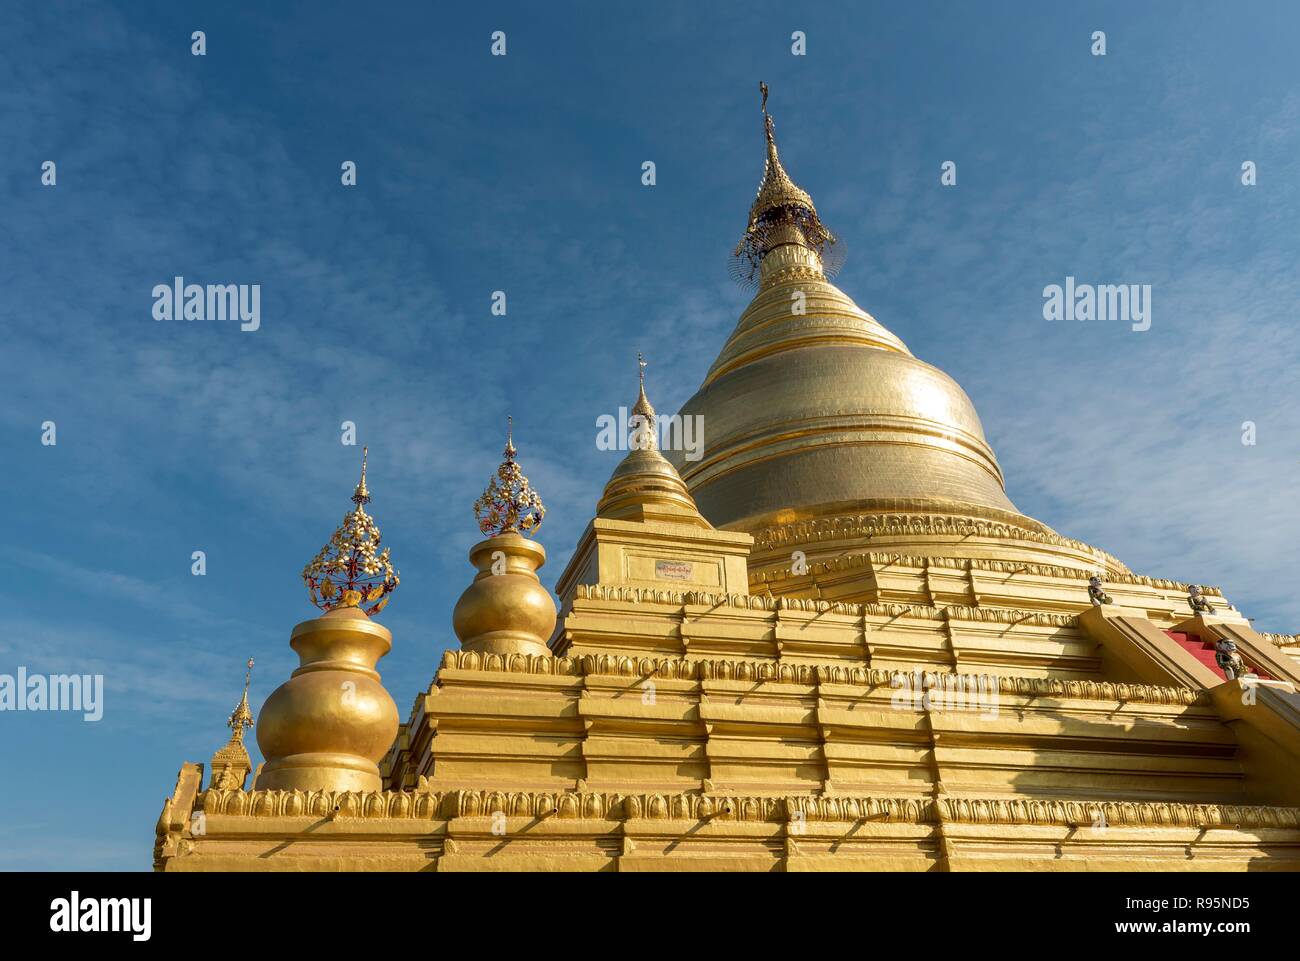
733;82;837;285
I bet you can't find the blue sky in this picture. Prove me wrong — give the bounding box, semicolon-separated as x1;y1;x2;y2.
2;1;1297;869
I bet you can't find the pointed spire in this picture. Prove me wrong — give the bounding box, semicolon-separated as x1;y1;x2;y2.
352;446;370;507
208;657;256;790
634;353;653;416
303;449;399;616
631;352;657;450
474;419;546;537
734;82;836;277
750;81;817;230
226;657;255;744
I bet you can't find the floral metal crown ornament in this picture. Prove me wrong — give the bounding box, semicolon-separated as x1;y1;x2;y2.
473;417;546;538
302;447;399;615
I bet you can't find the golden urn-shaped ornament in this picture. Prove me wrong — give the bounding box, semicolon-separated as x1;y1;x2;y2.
453;422;557;657
255;450;400;793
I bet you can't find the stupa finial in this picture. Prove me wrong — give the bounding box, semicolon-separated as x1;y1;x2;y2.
474;420;545;537
730;81;837;285
352;446;370;507
206;656;258;790
226;657;255;744
631;352;658;450
302;449;399;616
760;81;777;153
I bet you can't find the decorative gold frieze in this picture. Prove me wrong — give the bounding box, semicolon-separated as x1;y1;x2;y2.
790;796;935;823
753;550;1225;598
572;582;1079;627
575;584;771;608
439;649;583;675
935;797;1300;829
436;647;1204;706
757;264;825;289
752;511;1124;567
202;787;444;819
189;786;1300;832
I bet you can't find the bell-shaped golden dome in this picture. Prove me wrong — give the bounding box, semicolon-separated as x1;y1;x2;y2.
672;259;1024;530
667;87;1109;574
597;447;712;527
596;354;714;528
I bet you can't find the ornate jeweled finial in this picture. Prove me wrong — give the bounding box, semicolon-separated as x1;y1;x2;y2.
227;657;255;744
302;448;399;616
631;352;658;450
473;419;545;537
730;82;839;287
353;446;370;507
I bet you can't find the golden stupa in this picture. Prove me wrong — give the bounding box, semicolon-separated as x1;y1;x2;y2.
154;87;1300;872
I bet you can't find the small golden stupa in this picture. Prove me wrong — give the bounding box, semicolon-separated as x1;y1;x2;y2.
154;87;1300;873
207;658;255;791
